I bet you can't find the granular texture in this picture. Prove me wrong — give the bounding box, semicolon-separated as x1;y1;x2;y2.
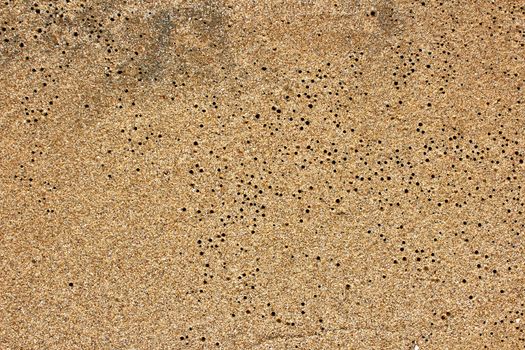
1;1;524;349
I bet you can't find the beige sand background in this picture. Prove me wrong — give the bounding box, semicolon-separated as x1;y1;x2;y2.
1;0;524;349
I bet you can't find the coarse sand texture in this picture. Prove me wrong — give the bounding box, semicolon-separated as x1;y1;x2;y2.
1;0;525;349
